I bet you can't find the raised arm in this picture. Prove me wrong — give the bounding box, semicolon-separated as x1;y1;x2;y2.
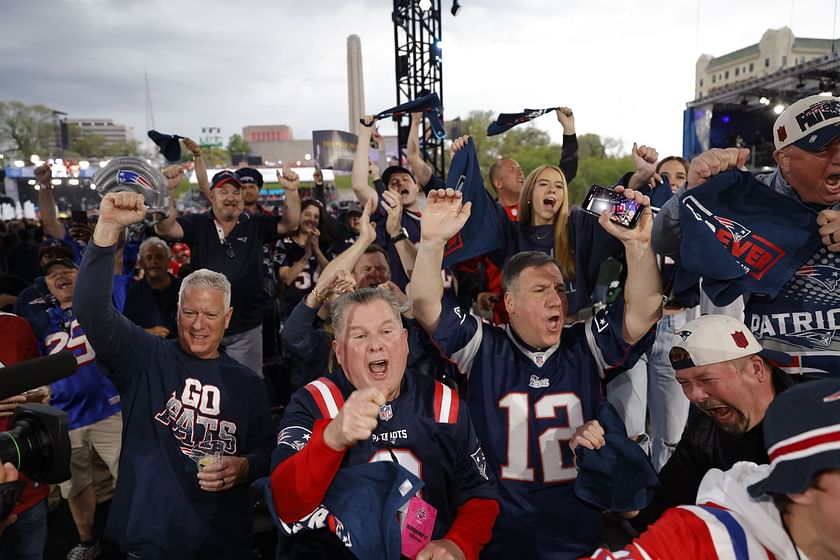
277;165;301;235
556;106;578;183
154;170;184;240
351;116;378;206
626;143;661;191
182;137;210;199
597;187;662;343
411;189;472;335
34;164;65;239
381;190;417;279
407;112;434;189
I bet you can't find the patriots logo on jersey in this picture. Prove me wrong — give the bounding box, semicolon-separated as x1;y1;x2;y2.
529;374;549;388
116;170;160;193
277;425;312;451
471;446;489;480
787;329;836;348
796;264;840;291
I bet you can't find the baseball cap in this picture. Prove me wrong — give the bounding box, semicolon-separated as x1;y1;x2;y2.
773;94;840;151
235;167;264;189
748;378;840;497
42;257;78;275
670;314;792;370
211;170;242;190
381;165;415;187
39;238;74;259
345;201;364;216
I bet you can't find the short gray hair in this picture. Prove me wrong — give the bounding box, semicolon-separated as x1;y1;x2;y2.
179;268;232;309
330;287;401;338
139;236;171;259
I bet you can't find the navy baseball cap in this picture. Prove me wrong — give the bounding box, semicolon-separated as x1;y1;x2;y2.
39;238;74;259
211;170;242;190
43;257;78;275
235;167;264;189
748;378;840;497
381;165;415;187
345;201;364;216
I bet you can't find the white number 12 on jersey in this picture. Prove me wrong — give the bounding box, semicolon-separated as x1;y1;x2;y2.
498;392;583;483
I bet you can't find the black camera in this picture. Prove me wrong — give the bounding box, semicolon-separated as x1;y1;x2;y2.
0;404;70;484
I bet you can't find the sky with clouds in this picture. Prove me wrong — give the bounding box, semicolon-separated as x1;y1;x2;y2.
3;0;839;159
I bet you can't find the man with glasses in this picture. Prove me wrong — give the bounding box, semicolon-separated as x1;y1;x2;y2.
155;168;301;378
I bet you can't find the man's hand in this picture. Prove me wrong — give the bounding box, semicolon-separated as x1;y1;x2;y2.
182;137;202;158
420;189;472;244
0;396;25;418
358;198;377;246
570;419;605;452
162;164;184;191
687;147;750;188
382;190;404;237
94;192;147;246
380;280;409;309
817;209;840;252
476;291;499;311
597;186;652;246
0;462;20;532
197;455;250;492
555;106;575;134
449;135;470;157
323;388;385;451
631;143;660;188
277;165;300;192
358;115;376;136
34;163;52;187
417;538;466;560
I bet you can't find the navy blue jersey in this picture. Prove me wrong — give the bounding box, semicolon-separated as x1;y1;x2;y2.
276;236;331;319
432;302;651;559
496;207;623;316
74;244;277;558
272;370;498;543
123;276;181;338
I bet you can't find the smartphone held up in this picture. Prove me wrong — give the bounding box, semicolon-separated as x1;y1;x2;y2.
581;184;644;229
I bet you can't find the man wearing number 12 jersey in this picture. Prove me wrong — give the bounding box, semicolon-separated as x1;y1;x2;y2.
412;187;663;558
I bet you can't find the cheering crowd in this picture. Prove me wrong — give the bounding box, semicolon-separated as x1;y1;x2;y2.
1;93;840;560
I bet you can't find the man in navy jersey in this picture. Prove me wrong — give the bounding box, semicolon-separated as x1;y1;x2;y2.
270;287;500;560
75;192;276;559
412;188;663;559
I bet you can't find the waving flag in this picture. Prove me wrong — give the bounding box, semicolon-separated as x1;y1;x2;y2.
487;107;555;136
367;93;446;139
442;138;502;268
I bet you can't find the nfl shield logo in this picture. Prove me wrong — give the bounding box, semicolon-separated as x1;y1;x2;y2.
730;331;749;348
378;404;393;421
534;353;545;366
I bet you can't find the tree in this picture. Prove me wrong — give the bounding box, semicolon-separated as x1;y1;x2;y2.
64;124;142;158
226;134;250;155
577;133;606;159
0;101;56;158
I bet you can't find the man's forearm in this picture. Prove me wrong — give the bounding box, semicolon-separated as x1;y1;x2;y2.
621;241;663;344
280;188;301;233
37;187;64;239
352;127;375;205
411;239;446;332
194;154;210;200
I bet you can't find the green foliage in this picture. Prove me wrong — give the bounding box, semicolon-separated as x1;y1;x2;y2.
0;100;56;158
226;134;250;155
64;123;142;158
447;110;633;206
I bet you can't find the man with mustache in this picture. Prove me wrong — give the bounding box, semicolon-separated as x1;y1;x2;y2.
574;314;798;529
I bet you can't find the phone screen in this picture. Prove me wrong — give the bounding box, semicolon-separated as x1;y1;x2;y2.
71;210;88;225
582;185;642;228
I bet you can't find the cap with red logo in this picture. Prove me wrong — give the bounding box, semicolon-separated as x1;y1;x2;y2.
773;94;840;151
670;314;791;370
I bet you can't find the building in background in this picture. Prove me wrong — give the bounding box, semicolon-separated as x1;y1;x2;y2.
695;27;840;99
65;118;134;147
347;34;366;133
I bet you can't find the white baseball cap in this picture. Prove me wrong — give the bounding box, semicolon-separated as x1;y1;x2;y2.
773;94;840;151
670;314;791;369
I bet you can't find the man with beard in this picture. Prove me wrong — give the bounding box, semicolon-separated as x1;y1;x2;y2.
574;313;797;530
155;168;300;378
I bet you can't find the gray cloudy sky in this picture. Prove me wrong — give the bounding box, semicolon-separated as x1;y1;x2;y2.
3;0;838;158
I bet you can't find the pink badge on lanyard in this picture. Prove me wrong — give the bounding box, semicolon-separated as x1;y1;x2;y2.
400;495;438;559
